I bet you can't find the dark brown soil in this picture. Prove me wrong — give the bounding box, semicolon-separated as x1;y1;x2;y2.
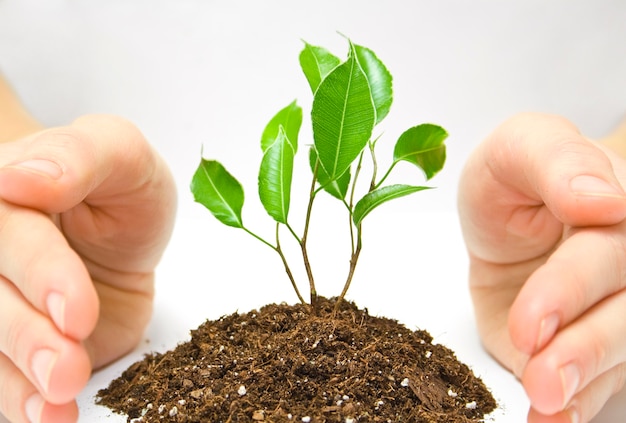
96;297;497;422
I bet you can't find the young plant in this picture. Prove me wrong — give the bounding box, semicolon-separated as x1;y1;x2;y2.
191;36;448;311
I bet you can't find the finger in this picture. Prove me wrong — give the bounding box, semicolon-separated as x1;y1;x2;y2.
0;203;98;341
0;353;78;423
0;114;157;213
458;112;626;265
527;364;626;423
0;276;91;405
469;258;534;377
0;114;176;275
521;288;626;415
509;223;626;355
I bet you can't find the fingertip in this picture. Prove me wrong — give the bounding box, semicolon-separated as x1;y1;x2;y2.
25;393;79;423
0;161;72;214
508;267;560;356
36;250;100;342
527;407;574;423
45;342;91;405
563;173;626;225
47;284;100;342
523;355;573;416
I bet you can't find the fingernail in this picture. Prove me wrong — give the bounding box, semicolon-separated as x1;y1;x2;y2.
31;349;58;395
535;313;559;352
47;292;66;334
9;159;63;180
559;362;580;408
570;175;625;198
24;393;44;423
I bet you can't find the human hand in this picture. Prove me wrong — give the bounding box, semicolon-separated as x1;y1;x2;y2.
458;113;626;423
0;115;177;423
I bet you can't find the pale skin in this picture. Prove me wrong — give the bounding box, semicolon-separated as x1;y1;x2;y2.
0;77;177;423
459;112;626;423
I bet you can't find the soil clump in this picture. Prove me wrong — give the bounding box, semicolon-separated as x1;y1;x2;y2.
97;297;497;422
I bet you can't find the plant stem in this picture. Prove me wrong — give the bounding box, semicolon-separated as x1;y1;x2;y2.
347;151;365;254
244;226;306;304
275;224;307;304
374;161;398;189
301;162;320;308
335;225;362;314
368;140;378;191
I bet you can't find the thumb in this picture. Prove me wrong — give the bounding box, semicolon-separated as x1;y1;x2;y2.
493;113;626;227
458;113;626;265
0;115;156;213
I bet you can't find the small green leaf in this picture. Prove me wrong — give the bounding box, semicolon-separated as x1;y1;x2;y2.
353;184;430;226
393;124;448;180
191;159;244;228
261;101;302;153
354;44;393;124
259;126;295;224
299;41;341;93
312;42;375;181
309;146;350;200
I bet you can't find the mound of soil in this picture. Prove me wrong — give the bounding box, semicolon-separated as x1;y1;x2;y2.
96;297;497;422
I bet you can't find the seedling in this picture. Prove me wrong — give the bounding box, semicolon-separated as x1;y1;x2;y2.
191;36;448;311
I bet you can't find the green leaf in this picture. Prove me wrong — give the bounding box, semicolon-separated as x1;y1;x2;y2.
309;146;350;200
354;44;393;124
353;184;431;226
312;42;375;181
261;101;302;153
191;159;244;228
259;126;295;224
393;124;448;180
299;41;341;93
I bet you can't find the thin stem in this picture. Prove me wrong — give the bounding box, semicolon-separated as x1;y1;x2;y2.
285;223;302;244
335;224;362;314
374;161;398;189
368;140;378;191
347;151;365;254
243;225;306;304
301;161;320;307
243;227;276;250
275;224;307;304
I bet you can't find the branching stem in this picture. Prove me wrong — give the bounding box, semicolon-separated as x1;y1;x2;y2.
243;226;306;304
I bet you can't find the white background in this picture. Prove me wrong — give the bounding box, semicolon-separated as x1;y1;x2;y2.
0;0;625;421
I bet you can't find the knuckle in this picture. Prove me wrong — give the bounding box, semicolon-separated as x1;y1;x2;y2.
76;114;155;170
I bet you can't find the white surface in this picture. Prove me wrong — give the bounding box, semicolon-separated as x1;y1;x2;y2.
0;1;625;422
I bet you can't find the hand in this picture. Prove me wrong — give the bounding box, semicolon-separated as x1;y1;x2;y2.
0;115;177;422
458;113;626;423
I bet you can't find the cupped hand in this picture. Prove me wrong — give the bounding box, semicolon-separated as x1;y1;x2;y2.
458;113;626;423
0;115;177;423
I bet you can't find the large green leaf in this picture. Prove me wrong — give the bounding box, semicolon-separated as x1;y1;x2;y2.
191;159;244;228
393;124;448;180
312;43;375;182
308;146;350;200
353;184;431;226
354;44;393;124
260;101;302;153
259;126;295;224
299;42;341;93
